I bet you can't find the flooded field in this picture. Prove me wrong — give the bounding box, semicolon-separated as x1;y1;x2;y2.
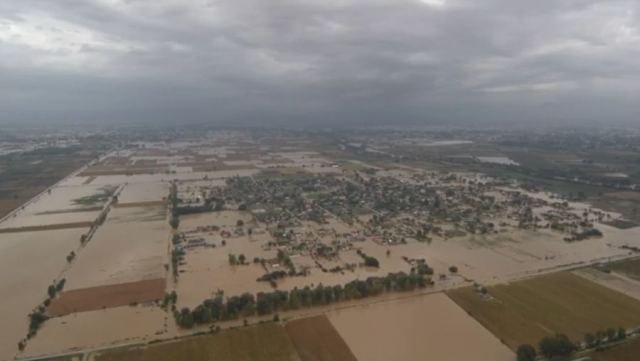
176;245;273;308
63;206;169;290
116;182;169;205
604;257;640;281
0;184;113;229
180;210;255;230
86;169;259;186
574;267;640;301
347;226;630;286
24;305;167;359
327;293;514;361
0;229;85;361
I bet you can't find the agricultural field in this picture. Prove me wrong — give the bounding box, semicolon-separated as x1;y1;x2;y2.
327;293;514;361
24;305;167;359
49;279;166;316
447;272;640;350
589;337;640;361
115;182;169;206
604;257;640;282
94;323;300;361
0;184;114;231
573;267;640;301
62;205;169;291
0;229;86;360
0;143;105;220
285;316;358;361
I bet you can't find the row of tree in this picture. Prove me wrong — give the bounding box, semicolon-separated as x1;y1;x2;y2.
174;272;431;328
584;327;627;347
171;249;185;278
228;254;247;265
19;278;68;350
517;334;575;361
517;327;627;361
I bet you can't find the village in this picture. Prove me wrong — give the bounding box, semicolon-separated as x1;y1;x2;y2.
169;162;613;303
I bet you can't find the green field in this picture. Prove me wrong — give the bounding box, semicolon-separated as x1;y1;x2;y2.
95;323;300;361
606;257;640;281
447;272;640;350
590;337;640;361
285;316;358;361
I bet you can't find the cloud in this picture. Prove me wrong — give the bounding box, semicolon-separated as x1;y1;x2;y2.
1;0;639;126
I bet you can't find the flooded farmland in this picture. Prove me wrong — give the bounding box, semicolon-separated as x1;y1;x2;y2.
116;182;169;205
3;129;640;361
574;267;640;301
0;229;85;361
23;305;167;359
63;205;169;290
328;293;514;361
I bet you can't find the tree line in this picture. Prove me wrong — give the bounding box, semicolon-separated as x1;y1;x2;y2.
517;327;628;361
174;271;431;328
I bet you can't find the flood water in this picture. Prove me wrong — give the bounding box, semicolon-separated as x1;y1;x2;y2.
328;293;514;361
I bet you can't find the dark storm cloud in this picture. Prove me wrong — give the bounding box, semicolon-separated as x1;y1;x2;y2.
1;0;639;126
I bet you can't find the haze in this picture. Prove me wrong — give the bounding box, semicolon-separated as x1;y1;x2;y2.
1;0;639;126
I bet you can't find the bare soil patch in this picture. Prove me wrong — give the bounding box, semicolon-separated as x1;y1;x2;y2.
48;278;166;316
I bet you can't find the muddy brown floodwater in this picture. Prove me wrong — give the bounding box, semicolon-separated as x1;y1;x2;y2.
0;229;85;361
328;292;514;361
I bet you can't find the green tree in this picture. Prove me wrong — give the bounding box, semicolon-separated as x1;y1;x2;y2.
584;332;596;347
539;334;576;359
238;254;246;264
170;216;180;229
47;285;56;298
55;278;66;292
177;308;194;328
516;344;536;361
364;256;379;268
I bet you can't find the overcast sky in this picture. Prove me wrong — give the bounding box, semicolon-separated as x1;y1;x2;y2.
1;0;639;127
